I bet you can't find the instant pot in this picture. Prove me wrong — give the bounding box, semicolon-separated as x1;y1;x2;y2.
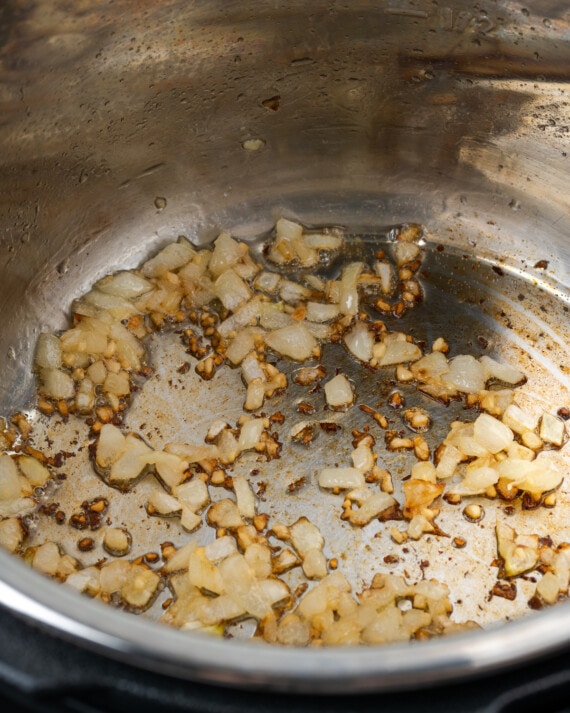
0;0;569;710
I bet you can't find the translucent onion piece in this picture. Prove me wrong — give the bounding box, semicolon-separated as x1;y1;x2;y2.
289;517;325;558
540;413;566;447
303;233;342;250
379;340;422;367
96;424;126;469
232;475;256;519
480;355;525;385
324;373;354;409
238;418;265;452
204;232;244;278
141;238;196;277
0;455;23;501
34;334;62;370
318;467;365;490
96;271;153;299
214;269;252;311
449;466;499;496
306;302;340;323
40;368;75;400
174;478;210;512
348;492;397;527
395;242;420;267
410;351;449;383
254;271;281;293
344;321;374;362
339;262;364;316
443;355;486;394
275;218;303;241
374;261;394;294
264;324;317;361
502;404;538;435
473;414;514;454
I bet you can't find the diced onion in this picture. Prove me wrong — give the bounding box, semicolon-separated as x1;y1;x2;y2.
379;339;422;367
339;262;363;316
142;238;196;277
254;271;281;293
279;280;311;304
147;489;182;516
344;321;374;362
306;302;339;323
34;334;62;370
96;424;126;469
449;467;498;495
276;218;303;241
214;269;252;311
174;478;210;512
238;418;265;452
96;270;153;299
473;414;514;454
480;355;525;385
502;404;538;434
324;373;354;409
289;517;325;558
443;355;486;394
264;324;317;361
351;444;374;474
225;329;259;365
374;261;394;294
410;351;449;383
395;242;420;266
217;296;262;337
348;493;396;527
540;413;565;447
259;303;293;330
0;455;22;502
318;467;365;490
232;475;256;519
303;233;342;250
40;368;75;400
435;444;463;479
17;456;50;487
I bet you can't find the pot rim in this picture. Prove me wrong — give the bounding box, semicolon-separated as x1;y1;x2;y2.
1;549;569;693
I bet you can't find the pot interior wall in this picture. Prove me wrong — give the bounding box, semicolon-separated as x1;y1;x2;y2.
1;0;569;412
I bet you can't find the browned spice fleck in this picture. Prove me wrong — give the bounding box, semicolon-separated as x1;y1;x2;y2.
320;422;341;433
291;425;316;446
287;477;306;493
491;581;517;600
78;537;95;552
69;498;109;531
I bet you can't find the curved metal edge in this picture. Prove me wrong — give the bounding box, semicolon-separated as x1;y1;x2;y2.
1;551;570;694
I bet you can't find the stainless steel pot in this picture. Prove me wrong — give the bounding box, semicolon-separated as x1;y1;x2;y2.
0;0;569;694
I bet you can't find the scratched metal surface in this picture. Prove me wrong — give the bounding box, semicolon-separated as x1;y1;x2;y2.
20;230;570;635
